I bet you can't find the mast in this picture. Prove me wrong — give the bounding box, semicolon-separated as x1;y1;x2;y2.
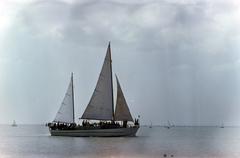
72;72;75;123
109;42;115;122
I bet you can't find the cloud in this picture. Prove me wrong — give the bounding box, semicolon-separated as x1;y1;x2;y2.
211;63;233;72
172;64;193;71
211;59;240;72
1;0;240;125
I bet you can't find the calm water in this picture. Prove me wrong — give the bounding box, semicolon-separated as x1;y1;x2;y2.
0;125;240;158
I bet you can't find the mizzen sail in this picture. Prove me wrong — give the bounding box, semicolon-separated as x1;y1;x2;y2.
54;73;74;123
114;76;133;122
81;43;114;120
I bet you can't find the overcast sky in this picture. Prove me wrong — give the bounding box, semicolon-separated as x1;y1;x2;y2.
0;0;240;126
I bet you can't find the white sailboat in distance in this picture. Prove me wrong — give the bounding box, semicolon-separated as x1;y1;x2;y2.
149;122;152;128
12;120;17;127
47;43;140;137
167;120;171;129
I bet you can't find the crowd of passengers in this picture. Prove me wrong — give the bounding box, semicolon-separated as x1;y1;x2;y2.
47;119;139;130
47;122;77;130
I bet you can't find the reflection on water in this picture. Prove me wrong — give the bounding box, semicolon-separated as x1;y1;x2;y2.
0;125;240;157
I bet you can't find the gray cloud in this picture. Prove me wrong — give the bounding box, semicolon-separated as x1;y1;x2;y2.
0;0;240;126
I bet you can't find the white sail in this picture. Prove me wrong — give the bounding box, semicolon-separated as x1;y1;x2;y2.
81;43;113;120
12;120;17;126
54;74;74;123
114;76;133;122
167;120;171;129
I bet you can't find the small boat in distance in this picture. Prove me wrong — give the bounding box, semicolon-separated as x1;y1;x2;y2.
12;120;17;127
47;43;139;137
149;122;152;128
220;123;224;128
167;120;171;129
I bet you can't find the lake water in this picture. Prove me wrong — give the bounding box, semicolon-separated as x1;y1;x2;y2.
0;125;240;158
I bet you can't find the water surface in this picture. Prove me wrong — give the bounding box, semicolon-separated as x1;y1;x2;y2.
0;125;239;157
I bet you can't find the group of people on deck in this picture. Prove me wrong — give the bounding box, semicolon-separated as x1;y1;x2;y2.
82;120;124;128
47;122;77;130
46;118;139;130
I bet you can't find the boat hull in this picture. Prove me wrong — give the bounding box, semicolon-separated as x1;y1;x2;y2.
50;126;139;137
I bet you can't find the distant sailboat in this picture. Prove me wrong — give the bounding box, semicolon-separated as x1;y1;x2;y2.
47;43;140;137
167;120;171;129
149;122;152;128
220;123;224;128
12;120;17;127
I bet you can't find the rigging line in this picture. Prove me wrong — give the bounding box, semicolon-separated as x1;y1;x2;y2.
112;49;130;98
112;49;137;120
112;48;123;92
111;49;122;104
77;51;104;80
111;49;122;81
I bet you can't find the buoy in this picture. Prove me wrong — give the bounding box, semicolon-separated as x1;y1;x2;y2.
164;154;167;157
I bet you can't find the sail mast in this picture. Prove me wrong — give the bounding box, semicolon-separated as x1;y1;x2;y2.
109;42;115;122
72;72;75;123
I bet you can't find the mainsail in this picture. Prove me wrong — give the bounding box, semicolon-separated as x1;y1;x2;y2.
54;73;74;123
114;76;134;122
81;43;114;120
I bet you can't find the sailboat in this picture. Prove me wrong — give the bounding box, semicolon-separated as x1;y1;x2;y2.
220;123;224;128
167;120;171;129
48;43;140;137
12;120;17;127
